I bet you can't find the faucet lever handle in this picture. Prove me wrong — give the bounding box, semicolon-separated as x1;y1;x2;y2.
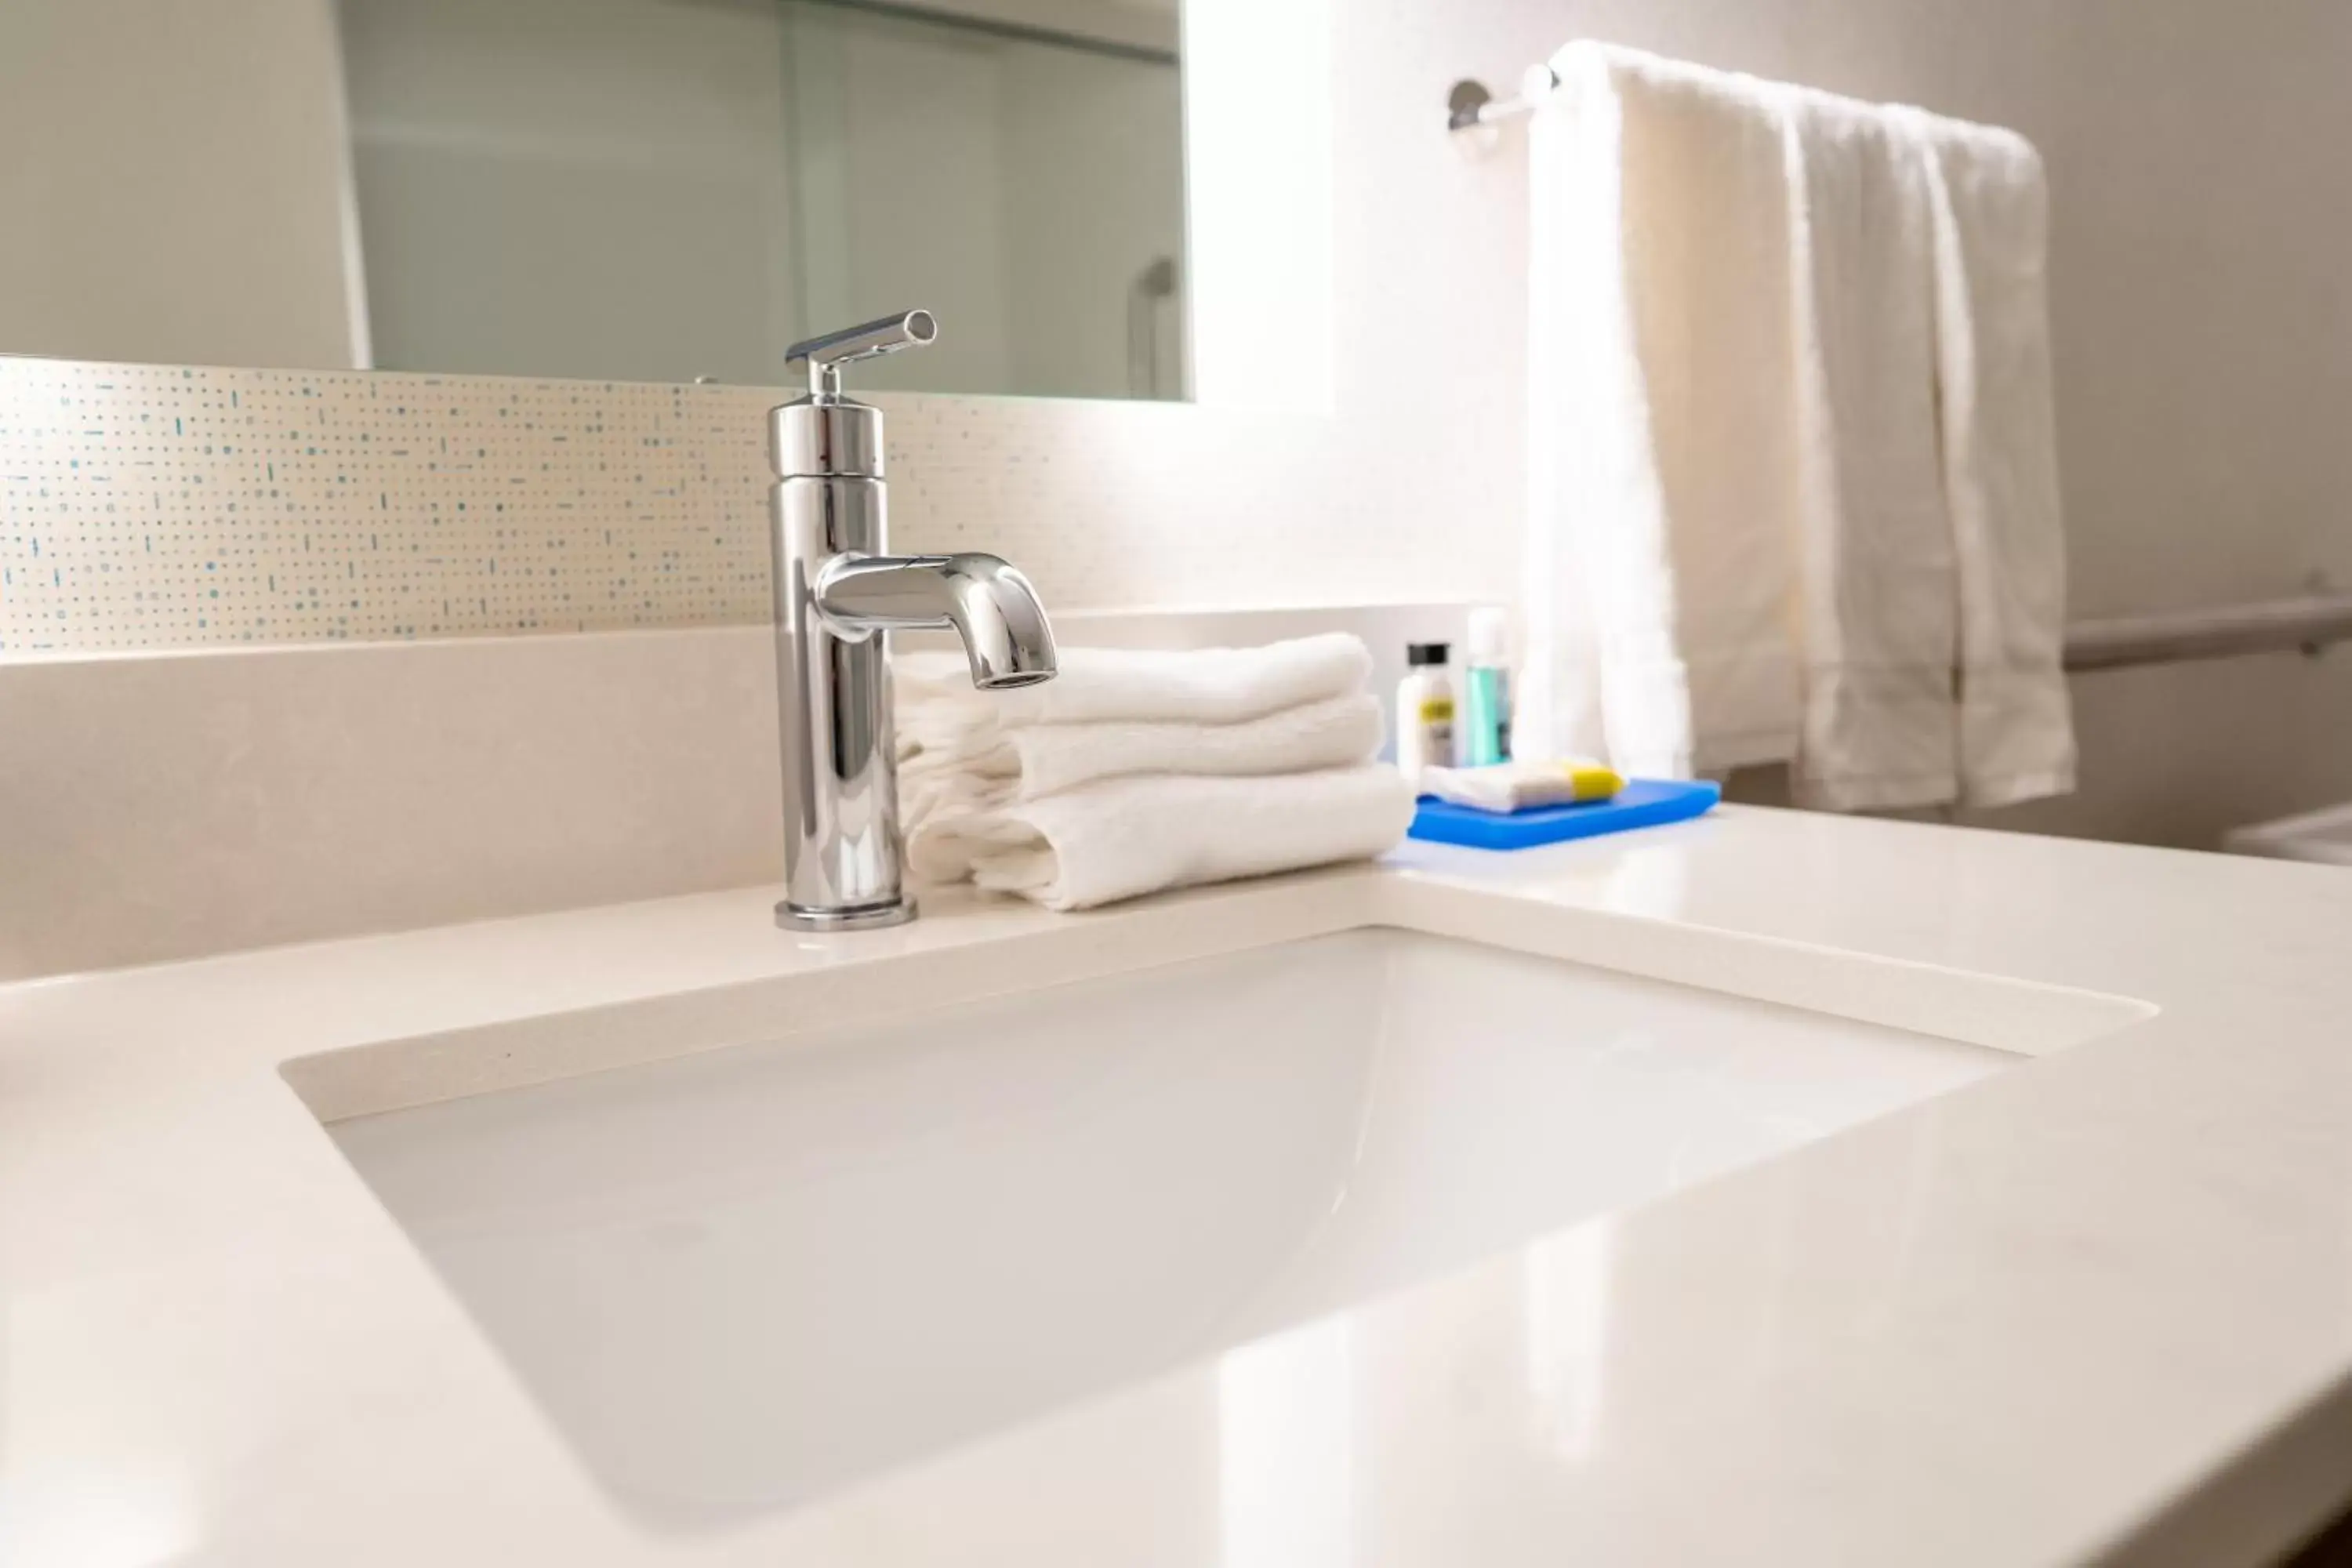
786;309;938;397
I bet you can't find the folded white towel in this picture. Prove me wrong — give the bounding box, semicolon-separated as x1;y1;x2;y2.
1898;107;2075;808
899;692;1385;829
896;633;1373;739
907;764;1415;912
1519;42;1806;780
1780;84;1960;811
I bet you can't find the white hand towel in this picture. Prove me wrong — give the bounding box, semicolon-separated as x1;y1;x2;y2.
1780;85;1961;811
898;692;1385;829
1519;42;1806;781
1520;43;2053;815
906;764;1415;912
896;633;1373;741
1897;108;2075;808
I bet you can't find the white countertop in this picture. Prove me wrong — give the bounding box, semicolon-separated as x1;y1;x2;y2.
6;804;2352;1566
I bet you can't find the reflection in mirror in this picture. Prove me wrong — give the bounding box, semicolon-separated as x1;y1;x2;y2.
342;0;1189;397
2;0;1189;400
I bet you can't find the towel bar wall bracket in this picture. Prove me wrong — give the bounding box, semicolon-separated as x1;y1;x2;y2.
1448;68;1559;136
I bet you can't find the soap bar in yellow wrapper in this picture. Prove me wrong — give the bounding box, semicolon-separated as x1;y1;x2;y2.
1417;759;1625;815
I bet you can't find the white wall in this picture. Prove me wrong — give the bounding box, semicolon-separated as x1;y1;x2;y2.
0;0;361;369
1319;0;2352;849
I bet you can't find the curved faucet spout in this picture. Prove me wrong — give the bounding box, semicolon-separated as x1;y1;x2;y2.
815;552;1058;689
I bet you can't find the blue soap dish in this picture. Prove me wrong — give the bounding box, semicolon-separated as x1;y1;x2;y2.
1407;777;1722;850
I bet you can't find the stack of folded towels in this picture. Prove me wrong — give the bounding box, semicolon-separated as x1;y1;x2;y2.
898;633;1415;911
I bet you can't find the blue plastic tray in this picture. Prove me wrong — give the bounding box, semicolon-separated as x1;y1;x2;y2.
1407;776;1722;850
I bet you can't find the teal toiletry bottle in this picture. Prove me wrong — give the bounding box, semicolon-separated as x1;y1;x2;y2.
1461;608;1512;767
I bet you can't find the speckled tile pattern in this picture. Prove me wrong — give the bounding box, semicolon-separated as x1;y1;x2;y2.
1;355;1502;655
0;360;772;651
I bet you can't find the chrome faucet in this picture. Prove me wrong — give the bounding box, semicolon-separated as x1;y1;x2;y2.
768;310;1056;932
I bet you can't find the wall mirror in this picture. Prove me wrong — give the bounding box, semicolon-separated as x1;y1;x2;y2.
0;0;1219;401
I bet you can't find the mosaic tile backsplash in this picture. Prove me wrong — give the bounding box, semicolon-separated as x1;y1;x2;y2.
2;361;768;650
1;356;1506;656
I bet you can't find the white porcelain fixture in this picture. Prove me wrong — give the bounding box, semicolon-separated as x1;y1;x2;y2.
332;924;2018;1530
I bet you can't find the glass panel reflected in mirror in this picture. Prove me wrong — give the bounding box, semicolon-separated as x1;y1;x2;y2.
341;0;1189;397
5;0;1189;400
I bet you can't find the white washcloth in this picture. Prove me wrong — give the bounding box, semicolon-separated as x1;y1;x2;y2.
899;692;1385;829
1898;108;2075;807
896;633;1372;739
1780;84;1960;811
906;765;1414;912
1519;42;1806;781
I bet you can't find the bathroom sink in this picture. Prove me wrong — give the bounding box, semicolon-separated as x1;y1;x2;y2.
321;922;2049;1532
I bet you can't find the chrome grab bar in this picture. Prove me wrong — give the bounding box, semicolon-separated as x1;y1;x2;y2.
2063;593;2352;673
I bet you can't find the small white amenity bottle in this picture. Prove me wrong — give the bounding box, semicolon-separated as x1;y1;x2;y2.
1396;641;1457;791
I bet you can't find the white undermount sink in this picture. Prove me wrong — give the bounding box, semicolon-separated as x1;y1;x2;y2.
310;906;2146;1534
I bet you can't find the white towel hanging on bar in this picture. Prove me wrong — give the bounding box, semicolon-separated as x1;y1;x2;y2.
1513;40;2074;809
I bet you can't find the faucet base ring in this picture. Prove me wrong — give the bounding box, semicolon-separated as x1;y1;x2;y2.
775;896;918;934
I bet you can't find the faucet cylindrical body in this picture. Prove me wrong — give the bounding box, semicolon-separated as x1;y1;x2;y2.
771;452;913;931
768;311;1056;934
